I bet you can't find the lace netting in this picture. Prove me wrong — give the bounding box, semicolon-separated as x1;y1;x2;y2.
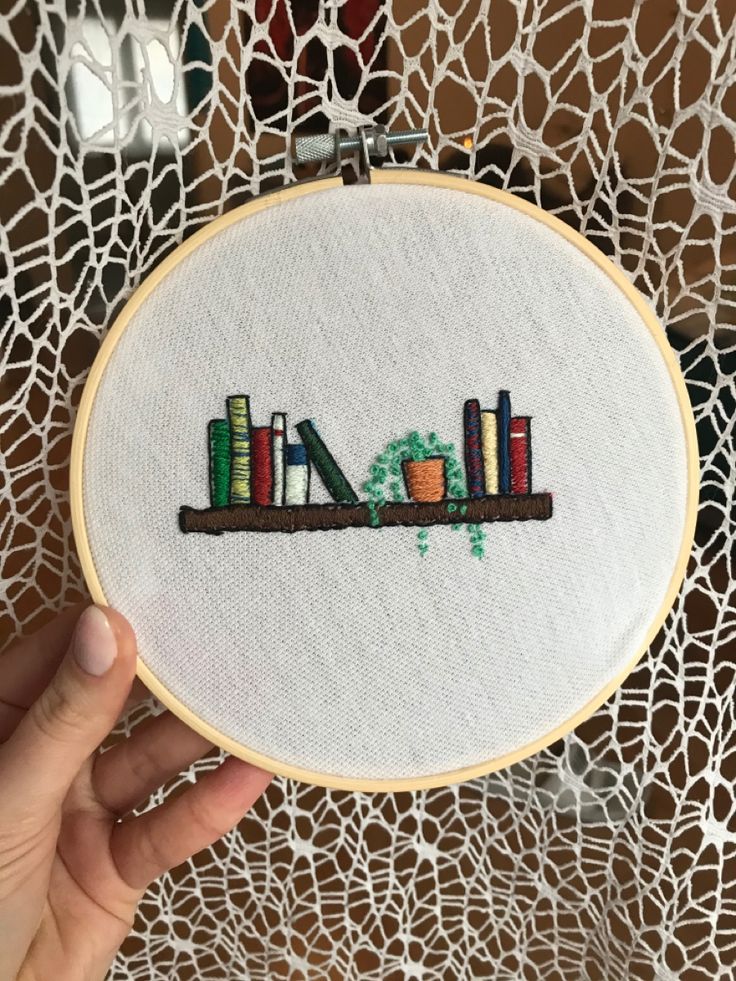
1;2;734;978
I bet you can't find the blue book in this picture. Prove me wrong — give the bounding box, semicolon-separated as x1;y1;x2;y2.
284;442;310;505
497;390;511;494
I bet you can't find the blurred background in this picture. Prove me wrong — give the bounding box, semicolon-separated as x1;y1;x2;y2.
1;2;735;978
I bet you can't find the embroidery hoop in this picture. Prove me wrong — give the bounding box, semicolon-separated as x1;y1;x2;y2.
70;168;699;792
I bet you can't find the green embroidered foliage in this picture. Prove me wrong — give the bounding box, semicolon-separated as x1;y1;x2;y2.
363;431;485;558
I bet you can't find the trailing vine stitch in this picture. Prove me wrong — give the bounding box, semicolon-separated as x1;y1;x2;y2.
363;431;485;558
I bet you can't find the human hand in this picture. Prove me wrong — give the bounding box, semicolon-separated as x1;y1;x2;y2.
0;605;272;981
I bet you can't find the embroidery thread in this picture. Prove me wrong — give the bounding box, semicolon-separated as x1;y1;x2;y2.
284;443;310;505
207;418;231;508
510;417;532;495
226;395;252;504
180;495;550;534
183;392;552;556
251;426;274;506
463;398;486;499
362;431;481;557
497;389;512;494
295;419;358;503
271;412;287;506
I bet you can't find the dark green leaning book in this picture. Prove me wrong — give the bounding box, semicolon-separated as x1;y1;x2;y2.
295;419;358;503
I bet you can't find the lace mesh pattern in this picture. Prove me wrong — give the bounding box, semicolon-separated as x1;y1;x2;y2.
2;1;734;977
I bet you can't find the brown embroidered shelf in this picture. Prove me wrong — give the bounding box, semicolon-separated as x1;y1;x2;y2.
179;493;553;535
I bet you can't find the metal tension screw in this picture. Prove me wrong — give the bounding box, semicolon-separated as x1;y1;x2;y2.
294;124;427;165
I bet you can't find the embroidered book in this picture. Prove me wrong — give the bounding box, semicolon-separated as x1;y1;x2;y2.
180;392;552;558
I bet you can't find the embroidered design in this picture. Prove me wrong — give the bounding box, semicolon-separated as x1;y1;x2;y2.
463;399;485;498
497;389;512;495
362;431;479;557
181;393;553;556
402;456;447;503
480;410;499;494
271;412;287;506
284;443;310;505
207;418;231;508
251;426;274;506
510;417;532;495
296;419;358;503
227;395;252;504
179;495;551;534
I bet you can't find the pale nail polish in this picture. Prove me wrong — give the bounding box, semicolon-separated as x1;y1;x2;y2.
73;606;118;676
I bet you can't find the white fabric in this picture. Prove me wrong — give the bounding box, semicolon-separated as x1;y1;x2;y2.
82;182;688;781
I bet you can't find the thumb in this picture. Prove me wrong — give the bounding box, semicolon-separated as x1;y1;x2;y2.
0;606;138;815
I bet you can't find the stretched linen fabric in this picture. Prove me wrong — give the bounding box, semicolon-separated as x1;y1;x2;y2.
2;3;732;978
80;180;690;781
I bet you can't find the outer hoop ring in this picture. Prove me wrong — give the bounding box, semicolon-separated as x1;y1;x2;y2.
70;169;699;792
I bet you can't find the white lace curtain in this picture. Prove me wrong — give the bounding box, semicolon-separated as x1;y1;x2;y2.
2;2;734;977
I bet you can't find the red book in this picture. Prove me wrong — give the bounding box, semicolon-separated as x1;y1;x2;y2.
251;426;274;505
510;417;531;494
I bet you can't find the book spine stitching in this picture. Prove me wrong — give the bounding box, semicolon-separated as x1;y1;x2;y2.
208;419;230;508
227;395;252;504
510;417;531;494
497;391;511;494
480;410;499;494
272;413;286;506
295;419;358;503
464;398;486;498
252;426;274;505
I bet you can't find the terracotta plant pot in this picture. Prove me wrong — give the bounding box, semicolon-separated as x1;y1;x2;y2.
402;456;447;502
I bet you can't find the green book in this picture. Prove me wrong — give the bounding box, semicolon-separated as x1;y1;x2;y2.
227;395;252;503
296;419;358;503
208;419;231;507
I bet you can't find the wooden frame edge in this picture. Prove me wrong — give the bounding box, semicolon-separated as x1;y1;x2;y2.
70;168;699;793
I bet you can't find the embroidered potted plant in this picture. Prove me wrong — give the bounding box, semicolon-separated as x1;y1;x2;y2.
363;431;486;558
402;454;447;502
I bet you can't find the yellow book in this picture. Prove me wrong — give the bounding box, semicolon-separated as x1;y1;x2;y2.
480;410;499;494
227;395;252;503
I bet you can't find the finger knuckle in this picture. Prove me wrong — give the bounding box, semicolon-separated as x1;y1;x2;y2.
185;792;225;842
31;676;86;741
138;822;172;876
124;737;159;793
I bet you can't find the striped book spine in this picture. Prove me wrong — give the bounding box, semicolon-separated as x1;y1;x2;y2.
296;419;358;503
271;412;286;506
510;417;531;494
497;390;511;494
208;419;231;507
251;426;274;505
284;443;310;505
227;395;252;503
480;410;499;494
463;398;485;498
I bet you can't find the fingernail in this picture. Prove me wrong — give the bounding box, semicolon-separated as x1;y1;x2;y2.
73;606;118;677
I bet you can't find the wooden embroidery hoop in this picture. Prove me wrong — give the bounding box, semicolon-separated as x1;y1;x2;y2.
70;168;699;792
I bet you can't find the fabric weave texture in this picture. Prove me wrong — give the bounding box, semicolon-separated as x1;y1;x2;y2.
83;183;688;781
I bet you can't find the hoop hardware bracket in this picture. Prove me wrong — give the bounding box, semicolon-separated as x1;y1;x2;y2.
293;125;427;183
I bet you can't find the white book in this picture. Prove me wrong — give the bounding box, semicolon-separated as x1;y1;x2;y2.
271;412;286;506
284;443;309;505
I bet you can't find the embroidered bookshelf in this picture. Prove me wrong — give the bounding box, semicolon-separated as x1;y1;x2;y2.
179;392;551;543
179;493;553;534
